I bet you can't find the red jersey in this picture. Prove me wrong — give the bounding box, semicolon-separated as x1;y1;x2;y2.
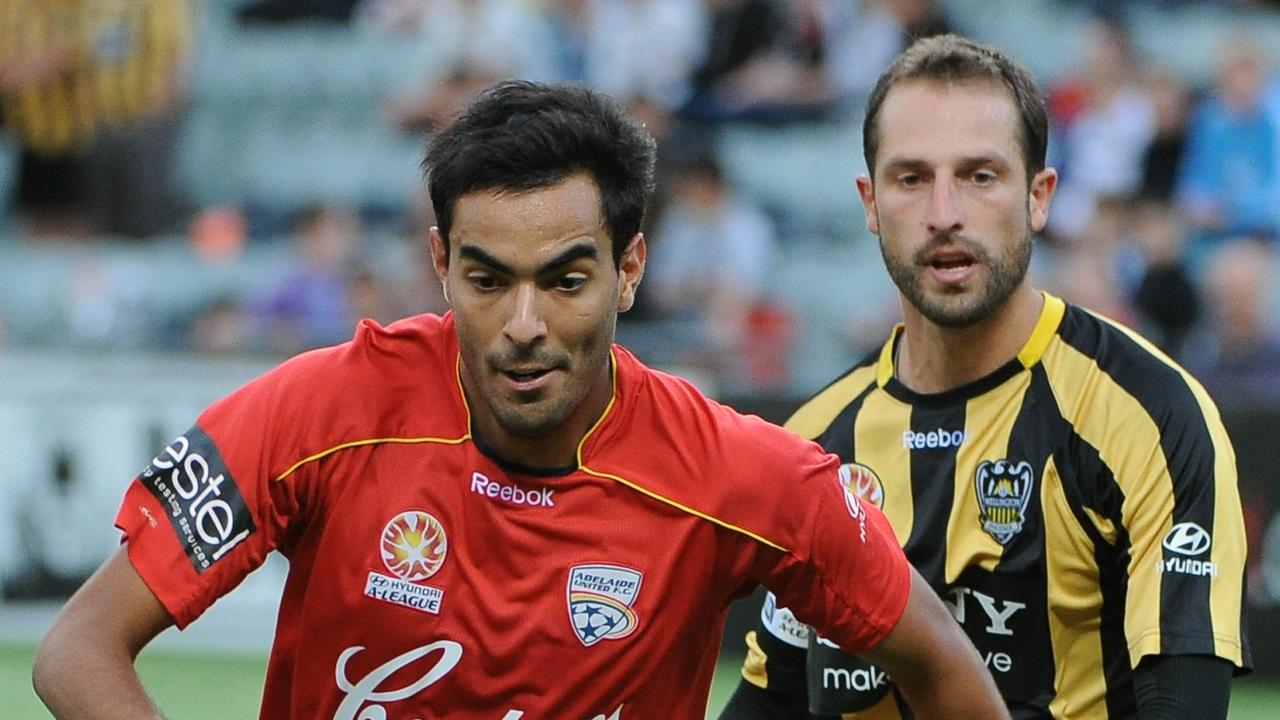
116;313;910;719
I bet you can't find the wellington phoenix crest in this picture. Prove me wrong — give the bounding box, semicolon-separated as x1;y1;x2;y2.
975;460;1034;545
567;564;643;647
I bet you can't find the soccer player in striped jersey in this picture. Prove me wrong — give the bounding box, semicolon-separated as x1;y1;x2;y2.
721;34;1250;720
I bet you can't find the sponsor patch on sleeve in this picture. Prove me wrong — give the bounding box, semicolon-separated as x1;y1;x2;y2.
138;426;255;573
761;592;810;648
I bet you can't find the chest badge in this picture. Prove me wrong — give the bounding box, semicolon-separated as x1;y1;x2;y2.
975;460;1035;545
838;463;885;510
567;563;643;646
364;510;448;615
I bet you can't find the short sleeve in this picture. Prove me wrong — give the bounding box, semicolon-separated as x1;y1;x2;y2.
755;458;911;655
114;363;312;628
1112;379;1250;670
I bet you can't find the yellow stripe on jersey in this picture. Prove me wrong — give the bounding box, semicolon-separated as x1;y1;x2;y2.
948;372;1035;578
852;389;913;544
1040;339;1176;667
741;631;769;688
1042;453;1108;720
1088;312;1247;665
784;364;878;440
875;328;897;388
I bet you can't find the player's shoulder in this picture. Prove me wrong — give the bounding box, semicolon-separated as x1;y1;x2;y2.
1046;301;1219;423
603;347;832;479
267;313;449;389
206;313;460;433
784;346;881;440
591;347;840;548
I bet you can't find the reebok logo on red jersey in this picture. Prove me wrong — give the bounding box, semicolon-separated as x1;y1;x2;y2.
470;472;555;508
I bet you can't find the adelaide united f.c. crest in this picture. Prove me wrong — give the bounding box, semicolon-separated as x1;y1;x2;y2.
567;563;643;647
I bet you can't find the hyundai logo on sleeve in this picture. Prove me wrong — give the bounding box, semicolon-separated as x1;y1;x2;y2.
1162;522;1212;556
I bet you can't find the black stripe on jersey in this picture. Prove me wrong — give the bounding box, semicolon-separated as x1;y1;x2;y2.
901;403;963;580
1035;366;1137;719
813;383;876;456
974;366;1057;710
1057;306;1218;655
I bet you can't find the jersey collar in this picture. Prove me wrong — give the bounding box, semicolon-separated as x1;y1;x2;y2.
876;291;1067;401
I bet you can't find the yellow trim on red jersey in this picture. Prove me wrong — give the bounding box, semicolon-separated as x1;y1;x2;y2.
274;434;471;482
578;464;789;552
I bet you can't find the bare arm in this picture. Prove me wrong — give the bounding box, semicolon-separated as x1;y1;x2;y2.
862;568;1008;720
33;546;175;719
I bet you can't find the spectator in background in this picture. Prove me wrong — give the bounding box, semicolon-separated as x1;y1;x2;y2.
1131;200;1200;359
238;0;362;24
1046;12;1155;242
249;204;370;354
0;0;87;237
1184;237;1280;408
1175;36;1280;244
675;0;824;124
819;0;953;114
1138;66;1193;203
186;297;252;356
83;0;193;239
543;0;707;113
645;151;789;390
381;0;559;132
0;0;192;239
1042;195;1138;325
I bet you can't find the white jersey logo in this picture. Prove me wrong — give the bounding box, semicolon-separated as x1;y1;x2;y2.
1163;522;1211;556
334;642;462;720
333;642;627;719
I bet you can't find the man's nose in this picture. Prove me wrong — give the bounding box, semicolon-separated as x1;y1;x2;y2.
926;178;964;234
503;283;547;346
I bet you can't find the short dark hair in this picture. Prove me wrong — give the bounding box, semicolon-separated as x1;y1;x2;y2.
424;80;657;267
862;34;1048;183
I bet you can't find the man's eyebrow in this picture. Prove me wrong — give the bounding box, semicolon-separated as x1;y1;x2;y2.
881;154;1010;172
955;154;1010;171
458;245;515;275
539;241;598;275
881;158;930;173
457;240;599;275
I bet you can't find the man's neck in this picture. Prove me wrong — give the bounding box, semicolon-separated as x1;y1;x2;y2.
895;285;1044;395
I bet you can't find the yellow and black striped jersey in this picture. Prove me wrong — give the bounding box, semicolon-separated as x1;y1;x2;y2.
740;293;1250;719
0;0;190;156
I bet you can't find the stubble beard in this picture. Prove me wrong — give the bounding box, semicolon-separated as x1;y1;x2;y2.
881;225;1032;329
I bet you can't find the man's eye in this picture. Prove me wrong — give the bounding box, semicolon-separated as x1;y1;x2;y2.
972;170;997;186
468;274;499;291
898;173;922;188
556;275;587;292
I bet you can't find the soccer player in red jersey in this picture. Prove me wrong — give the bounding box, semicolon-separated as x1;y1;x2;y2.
33;81;1007;720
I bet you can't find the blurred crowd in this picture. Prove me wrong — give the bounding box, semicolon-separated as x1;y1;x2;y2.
2;0;1280;402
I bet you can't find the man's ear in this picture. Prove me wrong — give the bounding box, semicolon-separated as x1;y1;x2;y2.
616;233;646;313
428;227;451;304
1028;168;1058;233
856;175;880;236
